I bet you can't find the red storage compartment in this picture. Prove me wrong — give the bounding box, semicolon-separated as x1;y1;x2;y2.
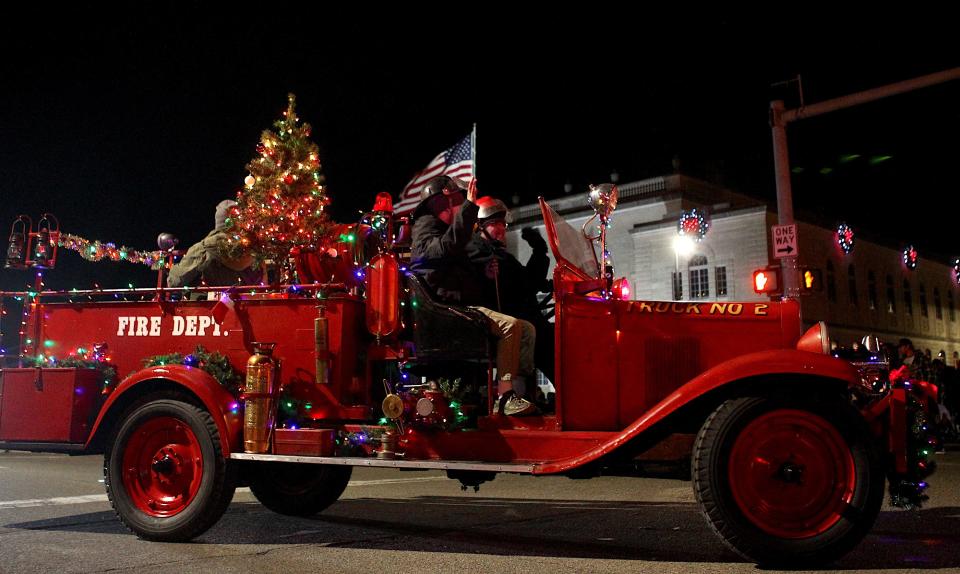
273;428;335;456
0;368;102;443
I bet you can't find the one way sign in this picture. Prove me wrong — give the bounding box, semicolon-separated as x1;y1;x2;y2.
772;224;798;259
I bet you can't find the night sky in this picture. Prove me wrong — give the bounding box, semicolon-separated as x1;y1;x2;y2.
2;10;958;293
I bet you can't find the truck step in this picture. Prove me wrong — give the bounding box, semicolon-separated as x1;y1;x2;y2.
230;452;537;473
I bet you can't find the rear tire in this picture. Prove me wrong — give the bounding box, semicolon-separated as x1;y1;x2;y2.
104;396;236;541
248;462;352;516
693;395;882;566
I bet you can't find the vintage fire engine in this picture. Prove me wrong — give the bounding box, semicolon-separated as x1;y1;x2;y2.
0;189;936;566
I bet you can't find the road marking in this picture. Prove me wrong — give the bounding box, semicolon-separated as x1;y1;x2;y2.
347;477;446;487
0;494;107;510
0;476;448;510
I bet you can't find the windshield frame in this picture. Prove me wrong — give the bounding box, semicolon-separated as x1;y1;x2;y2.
538;197;598;281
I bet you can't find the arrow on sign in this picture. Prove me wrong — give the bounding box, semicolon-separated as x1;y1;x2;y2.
776;245;794;255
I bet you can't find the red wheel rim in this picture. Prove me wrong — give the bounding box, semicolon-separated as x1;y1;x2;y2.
728;409;855;539
121;416;204;517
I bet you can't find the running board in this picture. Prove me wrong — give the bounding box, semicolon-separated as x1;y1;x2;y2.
231;452;537;473
0;441;89;454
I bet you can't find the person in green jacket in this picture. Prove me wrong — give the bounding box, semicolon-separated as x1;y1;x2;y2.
167;200;261;290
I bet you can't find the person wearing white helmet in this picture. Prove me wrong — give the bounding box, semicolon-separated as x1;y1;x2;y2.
409;177;537;416
468;196;554;401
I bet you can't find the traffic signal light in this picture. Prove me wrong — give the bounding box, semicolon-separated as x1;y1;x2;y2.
800;267;823;293
752;267;781;295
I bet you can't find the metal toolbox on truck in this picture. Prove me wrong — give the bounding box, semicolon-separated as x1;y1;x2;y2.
0;368;102;442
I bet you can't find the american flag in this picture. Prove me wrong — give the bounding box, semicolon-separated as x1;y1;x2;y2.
394;133;474;216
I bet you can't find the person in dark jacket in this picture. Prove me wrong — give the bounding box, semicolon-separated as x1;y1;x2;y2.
467;196;554;390
410;176;537;416
898;338;931;382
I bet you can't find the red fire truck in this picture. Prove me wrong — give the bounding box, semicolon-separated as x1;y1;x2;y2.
0;197;935;566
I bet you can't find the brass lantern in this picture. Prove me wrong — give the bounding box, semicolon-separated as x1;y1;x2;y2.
4;216;31;270
29;213;59;270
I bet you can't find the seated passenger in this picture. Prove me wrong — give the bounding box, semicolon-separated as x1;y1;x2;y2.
467;196;555;395
168;199;261;291
410;176;537;416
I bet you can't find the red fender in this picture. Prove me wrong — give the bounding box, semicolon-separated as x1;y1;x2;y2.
86;365;243;456
535;349;859;474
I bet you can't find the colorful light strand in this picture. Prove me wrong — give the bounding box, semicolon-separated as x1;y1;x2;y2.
223;93;333;262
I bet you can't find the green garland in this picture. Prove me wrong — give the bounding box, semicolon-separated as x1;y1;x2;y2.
57;232;165;270
31;355;118;390
141;345;242;391
437;378;478;430
335;427;384;456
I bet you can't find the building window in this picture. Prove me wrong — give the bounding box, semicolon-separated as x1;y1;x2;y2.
868;271;877;310
847;264;858;306
934;287;943;320
903;279;913;316
672;271;683;301
886;275;896;314
715;266;728;297
826;260;837;302
949;291;956;321
688;255;709;299
919;283;928;318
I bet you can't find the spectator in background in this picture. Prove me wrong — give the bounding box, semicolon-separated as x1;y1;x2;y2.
898;338;931;382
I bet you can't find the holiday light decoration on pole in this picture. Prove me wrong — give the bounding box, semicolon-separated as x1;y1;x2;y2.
953;257;960;285
222;93;332;270
678;208;710;242
902;245;919;270
837;222;855;254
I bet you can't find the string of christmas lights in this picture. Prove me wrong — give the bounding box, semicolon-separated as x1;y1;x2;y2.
31;341;117;389
57;233;165;270
141;345;242;391
888;370;938;509
0;297;6;361
223;93;333;263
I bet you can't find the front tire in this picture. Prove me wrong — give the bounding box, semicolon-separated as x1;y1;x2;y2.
693;395;883;566
104;396;236;541
248;462;352;516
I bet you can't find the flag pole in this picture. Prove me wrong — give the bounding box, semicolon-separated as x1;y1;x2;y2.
470;123;477;181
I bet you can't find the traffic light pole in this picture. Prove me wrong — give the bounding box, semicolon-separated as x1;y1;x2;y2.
769;67;960;298
770;100;799;298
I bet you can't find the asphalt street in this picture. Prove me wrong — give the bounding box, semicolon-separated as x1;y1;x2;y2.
0;449;958;574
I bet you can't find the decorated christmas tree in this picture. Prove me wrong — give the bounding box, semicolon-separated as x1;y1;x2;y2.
222;93;332;263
